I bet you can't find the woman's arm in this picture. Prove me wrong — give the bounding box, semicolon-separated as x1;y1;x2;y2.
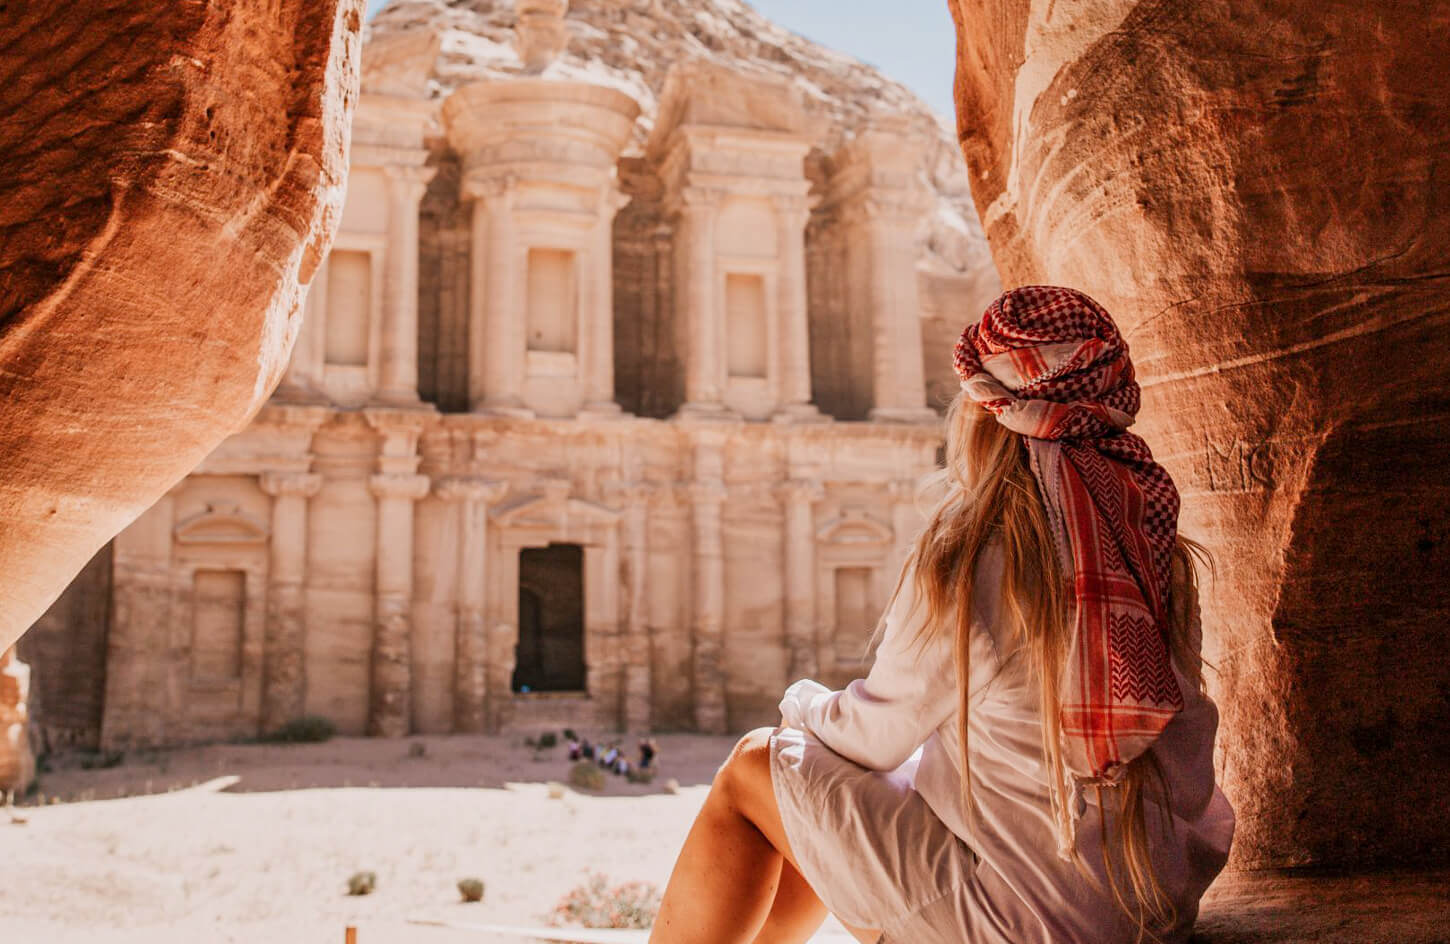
779;571;966;772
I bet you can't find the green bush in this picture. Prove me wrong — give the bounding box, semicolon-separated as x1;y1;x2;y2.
568;761;606;792
537;731;558;749
346;871;376;896
457;877;485;903
267;716;336;744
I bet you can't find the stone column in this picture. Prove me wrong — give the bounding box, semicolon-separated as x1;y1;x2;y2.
581;189;628;417
689;479;727;733
378;163;437;405
258;470;323;733
364;409;431;737
610;482;653;731
367;470;430;737
467;176;529;415
0;646;32;797
686;427;731;733
675;188;726;413
772;194;823;422
777;478;824;680
276;263;328;402
888;477;922;581
435;477;508;733
859;197;934;423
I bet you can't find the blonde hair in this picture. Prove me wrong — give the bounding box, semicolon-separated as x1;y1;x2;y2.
888;392;1209;942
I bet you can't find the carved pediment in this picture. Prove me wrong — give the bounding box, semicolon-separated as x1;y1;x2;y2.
174;504;269;545
490;492;622;530
816;507;893;546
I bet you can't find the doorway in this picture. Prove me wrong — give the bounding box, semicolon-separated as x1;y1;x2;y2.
512;543;586;693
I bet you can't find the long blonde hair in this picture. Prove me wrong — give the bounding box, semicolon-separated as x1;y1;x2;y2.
890;393;1208;942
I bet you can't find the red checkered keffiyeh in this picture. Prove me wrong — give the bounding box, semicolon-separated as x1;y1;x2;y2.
953;286;1184;802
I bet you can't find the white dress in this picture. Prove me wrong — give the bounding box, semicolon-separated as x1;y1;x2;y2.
770;544;1236;943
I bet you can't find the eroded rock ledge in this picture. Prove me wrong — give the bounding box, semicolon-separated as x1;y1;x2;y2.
0;1;365;652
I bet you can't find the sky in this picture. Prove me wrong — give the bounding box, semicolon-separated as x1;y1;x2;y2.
364;0;958;117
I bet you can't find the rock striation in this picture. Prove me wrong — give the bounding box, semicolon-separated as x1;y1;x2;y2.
0;1;366;653
948;0;1450;869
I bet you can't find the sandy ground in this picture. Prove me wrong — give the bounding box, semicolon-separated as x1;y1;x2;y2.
0;733;852;944
4;733;1447;944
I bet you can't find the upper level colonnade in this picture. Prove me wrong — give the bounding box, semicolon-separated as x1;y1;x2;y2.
278;0;944;427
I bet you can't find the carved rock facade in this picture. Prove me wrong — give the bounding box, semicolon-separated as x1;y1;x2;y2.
23;2;988;747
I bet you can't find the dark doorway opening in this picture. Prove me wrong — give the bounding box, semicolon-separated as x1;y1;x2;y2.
513;543;586;693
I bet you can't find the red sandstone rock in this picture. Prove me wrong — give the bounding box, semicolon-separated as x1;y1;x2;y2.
0;1;364;651
947;0;1450;869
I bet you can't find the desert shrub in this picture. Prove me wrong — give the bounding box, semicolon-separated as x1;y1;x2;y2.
457;877;485;903
562;728;578;742
268;716;336;744
568;761;606;791
550;872;660;930
346;871;376;896
79;750;125;770
625;766;656;785
537;731;558;749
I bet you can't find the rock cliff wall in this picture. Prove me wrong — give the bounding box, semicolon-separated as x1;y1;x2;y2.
948;0;1450;868
0;1;366;651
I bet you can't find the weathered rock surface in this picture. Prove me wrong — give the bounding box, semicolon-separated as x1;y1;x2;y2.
1193;867;1450;944
948;0;1450;869
0;1;366;652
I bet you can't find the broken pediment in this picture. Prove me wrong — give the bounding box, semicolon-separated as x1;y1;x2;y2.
816;507;893;546
174;505;270;546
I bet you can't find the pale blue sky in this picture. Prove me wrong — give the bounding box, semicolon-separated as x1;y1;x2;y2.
364;0;957;117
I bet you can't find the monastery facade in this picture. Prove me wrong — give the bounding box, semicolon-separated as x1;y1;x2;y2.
21;2;991;749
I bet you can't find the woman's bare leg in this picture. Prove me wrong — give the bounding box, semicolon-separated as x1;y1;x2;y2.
752;859;828;944
650;727;880;944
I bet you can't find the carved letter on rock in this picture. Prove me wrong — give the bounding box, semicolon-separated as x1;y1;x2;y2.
0;1;365;652
948;0;1450;869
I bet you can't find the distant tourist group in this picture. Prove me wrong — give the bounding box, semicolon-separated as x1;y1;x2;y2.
566;729;658;779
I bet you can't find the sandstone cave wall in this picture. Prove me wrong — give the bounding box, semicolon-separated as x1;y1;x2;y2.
0;0;364;654
948;0;1450;869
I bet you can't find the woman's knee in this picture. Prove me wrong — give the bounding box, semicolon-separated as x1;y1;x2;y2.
716;726;775;807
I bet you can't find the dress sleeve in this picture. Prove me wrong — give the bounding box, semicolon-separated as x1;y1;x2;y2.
779;566;984;772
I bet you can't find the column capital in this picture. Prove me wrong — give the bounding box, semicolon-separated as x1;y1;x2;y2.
434;476;509;506
383;161;438;197
462;172;518;204
770;191;813;226
775;478;825;506
259;471;323;499
369;473;431;502
668;184;724;218
603;480;655;506
838;189;932;227
687;481;727;508
888;477;923;503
